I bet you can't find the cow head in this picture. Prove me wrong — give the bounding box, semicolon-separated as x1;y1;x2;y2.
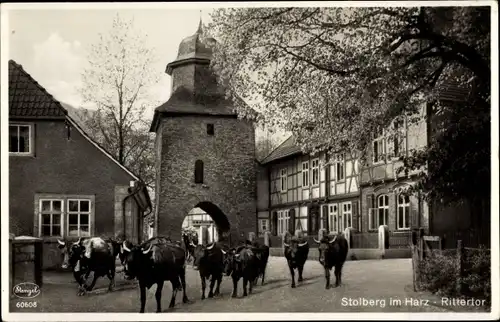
313;235;337;266
120;241;154;280
57;238;84;269
283;237;308;265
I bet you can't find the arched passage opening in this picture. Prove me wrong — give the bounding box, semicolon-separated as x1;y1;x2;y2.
181;201;231;246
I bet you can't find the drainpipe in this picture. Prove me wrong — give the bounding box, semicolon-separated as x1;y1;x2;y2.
122;181;142;241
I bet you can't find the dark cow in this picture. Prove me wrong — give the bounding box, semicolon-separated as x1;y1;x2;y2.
57;237;118;296
120;237;190;313
223;246;259;298
314;234;349;289
247;241;270;286
283;236;309;288
191;242;226;299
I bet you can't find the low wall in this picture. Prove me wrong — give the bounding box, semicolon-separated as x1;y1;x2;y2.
269;247;411;261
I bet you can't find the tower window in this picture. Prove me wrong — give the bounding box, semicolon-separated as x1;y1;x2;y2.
195;160;204;184
207;124;214;135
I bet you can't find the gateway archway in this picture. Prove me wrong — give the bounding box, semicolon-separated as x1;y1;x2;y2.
181;201;231;245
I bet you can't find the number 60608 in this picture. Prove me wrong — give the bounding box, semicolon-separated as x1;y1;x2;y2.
16;301;37;308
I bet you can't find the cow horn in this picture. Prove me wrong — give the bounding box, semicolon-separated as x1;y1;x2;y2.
77;237;82;244
57;239;65;246
206;243;214;250
221;249;227;255
329;236;337;244
298;241;308;247
283;242;289;247
313;238;320;244
190;242;196;247
142;244;153;254
122;242;131;252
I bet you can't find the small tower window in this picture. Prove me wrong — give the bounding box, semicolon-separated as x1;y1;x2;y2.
195;160;204;184
207;124;214;135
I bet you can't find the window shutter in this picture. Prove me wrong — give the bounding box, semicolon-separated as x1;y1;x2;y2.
307;206;312;235
394;192;398;230
352;200;359;230
410;197;418;229
289;209;296;234
322;205;329;233
271;211;278;236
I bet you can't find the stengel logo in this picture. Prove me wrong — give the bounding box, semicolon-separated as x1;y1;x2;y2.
13;282;41;299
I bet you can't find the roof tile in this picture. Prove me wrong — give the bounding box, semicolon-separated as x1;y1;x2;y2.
8;60;67;119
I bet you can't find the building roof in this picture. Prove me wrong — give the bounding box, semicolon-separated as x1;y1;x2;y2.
9;60;67;119
260;135;302;164
8;59;148;189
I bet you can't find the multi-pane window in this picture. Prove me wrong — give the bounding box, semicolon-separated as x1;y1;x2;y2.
277;210;290;235
372;127;386;164
397;194;411;230
377;195;389;227
341;202;352;231
39;200;63;237
280;168;287;192
333;153;345;181
67;199;91;237
311;159;319;185
259;219;269;235
9;124;31;154
390;117;407;159
302;161;309;187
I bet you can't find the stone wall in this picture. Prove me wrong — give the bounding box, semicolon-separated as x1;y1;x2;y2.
10;237;43;292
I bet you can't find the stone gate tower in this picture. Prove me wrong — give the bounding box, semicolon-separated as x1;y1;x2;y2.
149;22;256;244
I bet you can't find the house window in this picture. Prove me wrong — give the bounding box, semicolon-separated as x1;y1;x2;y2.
311;159;319;186
207;124;214;135
67;199;91;237
333;153;345;181
391;117;407;159
195;160;204;184
280;168;287;192
372;128;386;164
328;204;338;233
397;194;411;230
259;219;269;235
277;210;290;235
39;199;63;237
302;161;309;187
341;202;352;231
9;123;32;155
377;195;389;227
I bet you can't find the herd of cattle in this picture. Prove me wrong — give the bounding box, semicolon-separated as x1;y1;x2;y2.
56;233;349;313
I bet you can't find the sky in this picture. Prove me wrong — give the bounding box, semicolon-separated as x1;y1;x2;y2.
7;7;215;122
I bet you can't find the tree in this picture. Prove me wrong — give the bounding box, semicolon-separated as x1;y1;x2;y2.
79;14;160;189
255;124;285;161
208;7;491;204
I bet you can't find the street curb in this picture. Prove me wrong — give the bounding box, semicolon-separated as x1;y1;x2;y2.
403;284;490;313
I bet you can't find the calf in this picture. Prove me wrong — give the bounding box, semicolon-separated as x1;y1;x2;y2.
223;247;259;298
314;234;349;289
120;237;190;313
57;237;117;296
192;242;225;299
283;236;309;288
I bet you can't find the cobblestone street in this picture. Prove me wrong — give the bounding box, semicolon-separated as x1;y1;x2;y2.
10;257;472;313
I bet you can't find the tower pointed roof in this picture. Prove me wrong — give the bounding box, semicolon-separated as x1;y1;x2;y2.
165;20;215;75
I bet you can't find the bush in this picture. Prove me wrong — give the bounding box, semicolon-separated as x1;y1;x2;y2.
417;247;491;306
462;246;491;304
418;250;458;297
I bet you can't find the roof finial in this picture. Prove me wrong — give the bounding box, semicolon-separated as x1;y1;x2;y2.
197;10;203;34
